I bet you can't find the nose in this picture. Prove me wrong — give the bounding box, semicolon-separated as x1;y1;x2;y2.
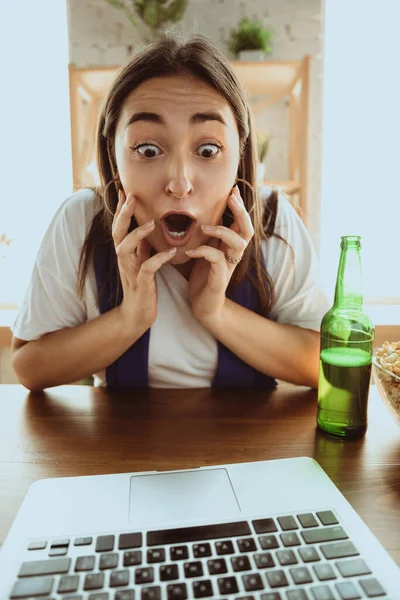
165;154;193;199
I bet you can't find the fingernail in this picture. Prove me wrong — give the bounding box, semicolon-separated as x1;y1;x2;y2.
168;247;177;254
234;185;240;194
202;225;215;231
118;190;123;203
143;219;155;228
185;249;196;255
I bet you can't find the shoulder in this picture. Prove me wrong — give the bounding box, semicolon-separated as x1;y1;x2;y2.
258;184;303;236
53;188;100;234
36;188;101;266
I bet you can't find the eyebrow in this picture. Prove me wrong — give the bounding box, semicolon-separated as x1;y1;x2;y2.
126;111;227;128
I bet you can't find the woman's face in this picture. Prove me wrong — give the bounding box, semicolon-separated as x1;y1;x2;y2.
114;73;241;266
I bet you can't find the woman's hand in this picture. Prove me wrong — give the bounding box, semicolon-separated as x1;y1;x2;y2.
113;190;177;334
185;185;254;326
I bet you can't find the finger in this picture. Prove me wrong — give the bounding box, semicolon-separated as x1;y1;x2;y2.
116;220;155;258
185;246;228;276
201;223;247;254
112;189;126;228
137;248;177;289
228;191;254;242
137;237;152;264
112;192;137;247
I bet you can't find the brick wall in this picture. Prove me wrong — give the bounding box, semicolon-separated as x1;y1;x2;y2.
67;0;324;251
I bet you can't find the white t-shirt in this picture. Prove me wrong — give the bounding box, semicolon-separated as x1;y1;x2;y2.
11;188;330;388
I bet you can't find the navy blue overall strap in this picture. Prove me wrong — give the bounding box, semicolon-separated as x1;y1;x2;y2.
94;240;276;389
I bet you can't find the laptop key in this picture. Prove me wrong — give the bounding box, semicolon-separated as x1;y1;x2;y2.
184;561;203;578
289;566;313;584
124;550;142;566
335;582;361;600
310;585;335;600
170;546;189;560
237;538;257;552
135;567;155;584
142;586;161;600
58;575;80;593
336;559;371;578
28;540;47;551
49;546;68;557
208;558;228;574
217;576;239;595
74;536;92;546
119;532;142;550
313;564;336;581
84;572;105;590
265;570;289;588
252;518;278;534
276;550;297;566
96;535;115;552
320;542;359;560
298;547;320;563
75;555;96;571
301;527;348;545
99;552;119;570
297;514;319;529
147;521;251;545
278;516;298;531
231;555;252;571
287;591;308;600
254;552;275;569
193;543;212;557
193;579;214;598
317;511;339;526
147;548;166;563
359;578;386;597
160;564;180;580
88;594;108;600
167;583;187;600
115;592;135;600
280;533;301;547
63;596;83;600
18;557;71;577
259;535;279;550
215;541;235;555
10;577;54;598
242;573;264;591
260;594;282;600
110;569;130;586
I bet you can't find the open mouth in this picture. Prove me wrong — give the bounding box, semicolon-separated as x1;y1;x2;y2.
160;212;197;246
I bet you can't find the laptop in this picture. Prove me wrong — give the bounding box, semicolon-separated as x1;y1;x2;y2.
0;457;399;599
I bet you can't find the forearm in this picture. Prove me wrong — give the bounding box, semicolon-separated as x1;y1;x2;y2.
12;306;144;391
203;299;321;387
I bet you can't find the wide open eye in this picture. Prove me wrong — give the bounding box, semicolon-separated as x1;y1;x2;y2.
132;143;161;159
197;143;222;159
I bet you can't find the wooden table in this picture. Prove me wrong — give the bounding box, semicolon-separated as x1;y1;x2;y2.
0;383;399;568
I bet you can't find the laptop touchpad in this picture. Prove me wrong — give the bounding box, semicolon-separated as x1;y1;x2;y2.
129;468;240;524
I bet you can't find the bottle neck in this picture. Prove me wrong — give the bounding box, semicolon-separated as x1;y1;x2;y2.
333;239;363;309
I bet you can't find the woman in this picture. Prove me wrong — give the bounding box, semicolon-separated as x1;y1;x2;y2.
11;33;329;391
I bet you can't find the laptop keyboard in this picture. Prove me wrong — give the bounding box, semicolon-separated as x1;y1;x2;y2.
7;509;390;600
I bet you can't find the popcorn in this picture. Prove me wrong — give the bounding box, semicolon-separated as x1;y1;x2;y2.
374;341;400;417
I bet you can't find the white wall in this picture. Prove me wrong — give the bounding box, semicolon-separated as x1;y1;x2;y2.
320;0;400;303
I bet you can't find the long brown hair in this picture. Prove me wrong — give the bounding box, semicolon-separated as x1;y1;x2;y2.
77;32;289;314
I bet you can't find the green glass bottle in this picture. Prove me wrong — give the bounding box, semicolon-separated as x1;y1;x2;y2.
317;236;375;439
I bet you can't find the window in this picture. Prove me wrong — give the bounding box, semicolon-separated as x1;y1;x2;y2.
320;0;400;305
0;0;72;306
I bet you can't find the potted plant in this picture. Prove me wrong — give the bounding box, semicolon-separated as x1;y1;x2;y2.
104;0;188;40
256;131;269;183
228;17;275;61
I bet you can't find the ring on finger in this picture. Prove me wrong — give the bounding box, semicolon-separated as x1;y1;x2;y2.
226;255;242;265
